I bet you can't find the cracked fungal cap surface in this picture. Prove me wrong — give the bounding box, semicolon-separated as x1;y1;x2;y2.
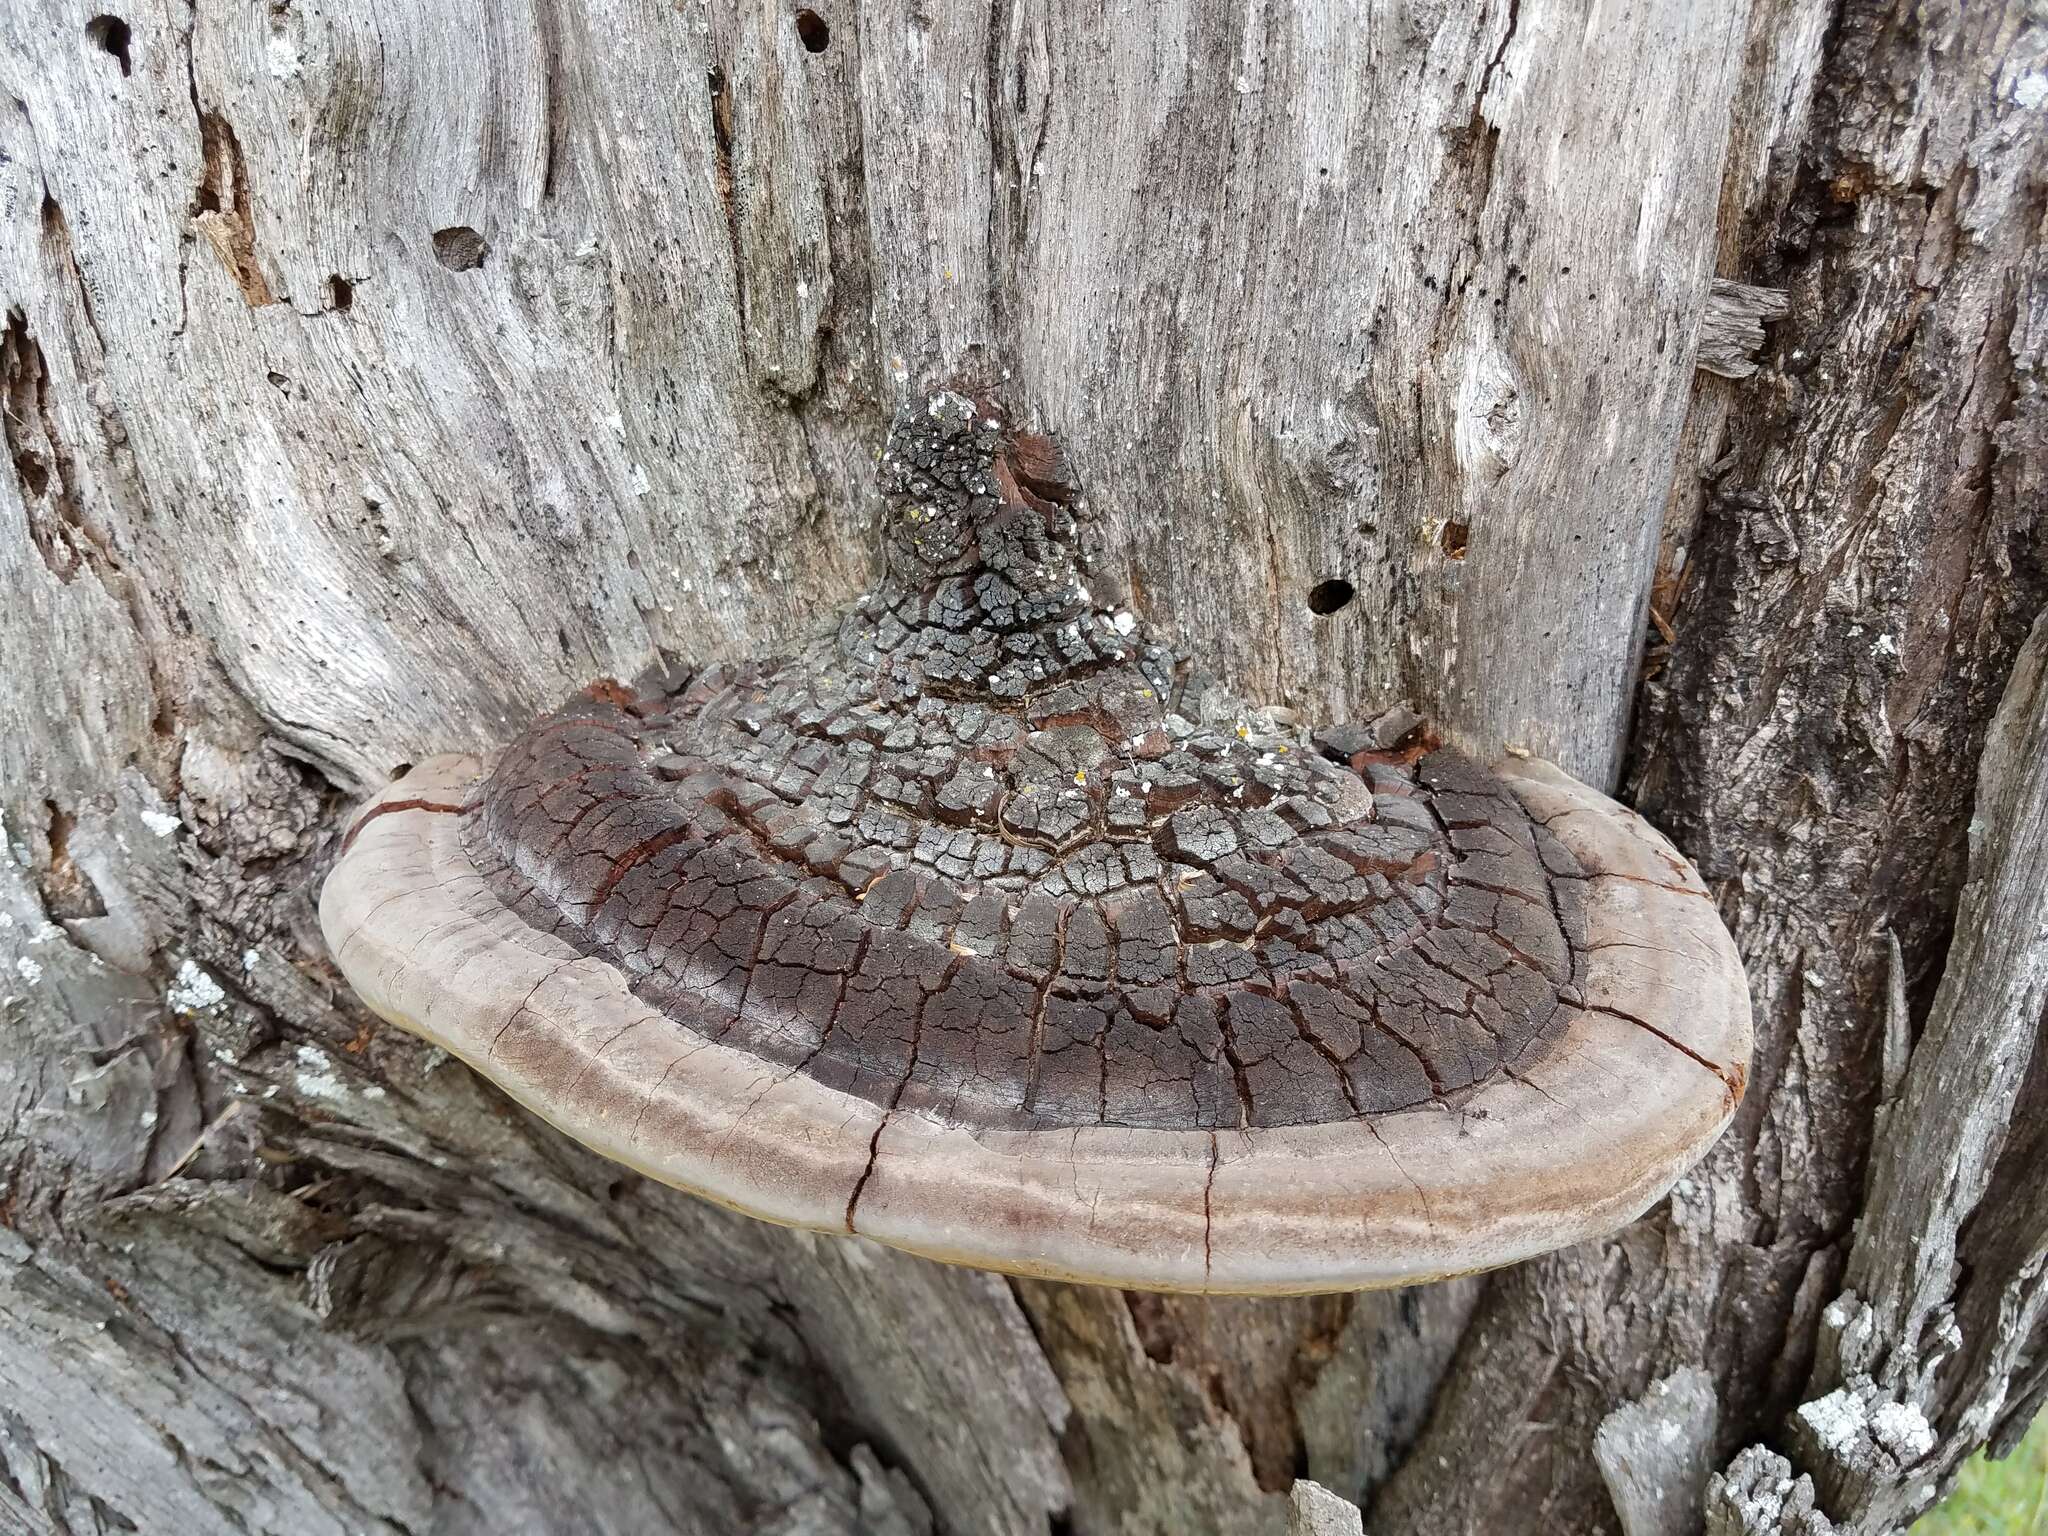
321;389;1751;1294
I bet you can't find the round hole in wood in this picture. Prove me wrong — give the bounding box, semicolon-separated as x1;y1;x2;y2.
86;15;131;75
1307;578;1355;615
431;226;490;272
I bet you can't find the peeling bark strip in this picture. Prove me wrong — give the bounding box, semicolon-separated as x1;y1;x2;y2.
1695;279;1790;379
0;0;2040;1532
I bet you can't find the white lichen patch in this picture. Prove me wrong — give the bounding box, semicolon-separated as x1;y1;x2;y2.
167;960;227;1014
1870;1401;1935;1461
14;956;42;985
1797;1388;1867;1453
139;809;182;837
294;1043;350;1101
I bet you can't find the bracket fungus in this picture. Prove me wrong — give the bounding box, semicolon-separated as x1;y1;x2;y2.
321;390;1750;1294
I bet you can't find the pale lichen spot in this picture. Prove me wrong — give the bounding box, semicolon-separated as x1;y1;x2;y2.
294;1043;350;1101
168;959;226;1014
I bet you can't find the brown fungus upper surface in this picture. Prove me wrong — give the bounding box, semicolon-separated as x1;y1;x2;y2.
322;390;1751;1293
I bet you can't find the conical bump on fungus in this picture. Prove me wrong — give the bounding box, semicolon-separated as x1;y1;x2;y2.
321;388;1752;1294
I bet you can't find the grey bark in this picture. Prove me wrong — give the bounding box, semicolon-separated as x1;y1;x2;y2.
1770;606;2048;1532
1596;1369;1723;1536
0;2;2041;1535
1285;1482;1364;1536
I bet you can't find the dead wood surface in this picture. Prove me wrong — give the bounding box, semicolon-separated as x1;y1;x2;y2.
1;2;2041;1533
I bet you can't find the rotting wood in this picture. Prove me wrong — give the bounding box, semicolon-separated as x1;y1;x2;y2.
1695;279;1790;379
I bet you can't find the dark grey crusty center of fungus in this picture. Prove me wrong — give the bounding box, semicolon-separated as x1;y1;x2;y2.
462;391;1590;1133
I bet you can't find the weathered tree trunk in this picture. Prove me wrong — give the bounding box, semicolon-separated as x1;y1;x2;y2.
0;1;2039;1533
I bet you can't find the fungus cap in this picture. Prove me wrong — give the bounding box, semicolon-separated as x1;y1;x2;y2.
321;391;1750;1294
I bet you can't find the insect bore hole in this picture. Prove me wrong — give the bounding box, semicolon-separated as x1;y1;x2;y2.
794;9;830;51
1307;578;1355;615
87;15;132;76
1441;521;1470;560
431;226;490;272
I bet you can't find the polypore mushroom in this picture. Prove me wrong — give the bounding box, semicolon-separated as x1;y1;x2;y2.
321;390;1749;1294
